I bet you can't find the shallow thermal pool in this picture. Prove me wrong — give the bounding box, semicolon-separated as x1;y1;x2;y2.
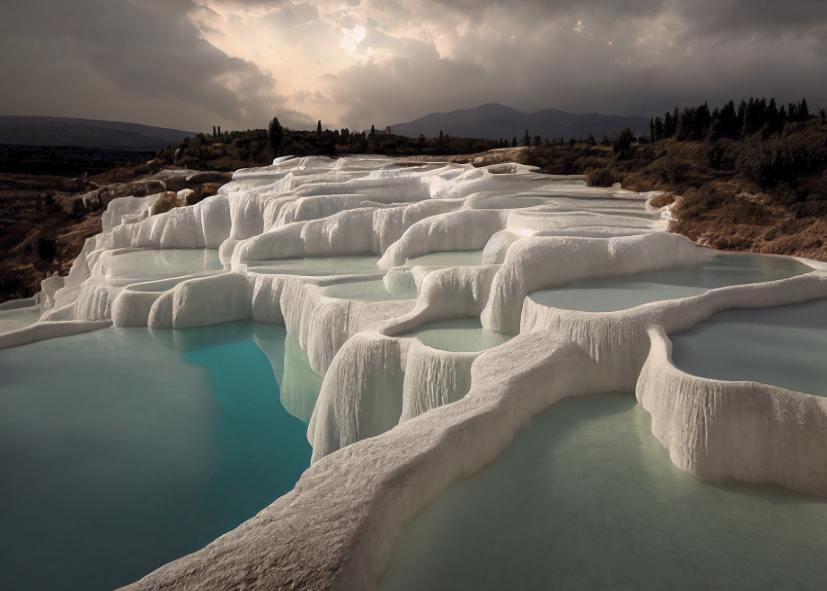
0;321;317;591
380;394;827;590
322;279;418;302
247;255;381;276
671;297;827;397
401;318;513;352
102;248;223;281
0;306;41;334
529;253;811;312
405;250;483;267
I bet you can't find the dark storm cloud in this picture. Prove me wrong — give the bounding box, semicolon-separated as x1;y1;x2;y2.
326;0;827;128
2;0;826;131
0;0;296;130
676;0;827;38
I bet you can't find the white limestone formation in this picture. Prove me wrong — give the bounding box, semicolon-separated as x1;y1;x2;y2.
6;155;827;591
638;325;827;497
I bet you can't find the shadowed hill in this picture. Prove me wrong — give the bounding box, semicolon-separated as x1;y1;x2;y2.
392;103;650;141
0;116;196;150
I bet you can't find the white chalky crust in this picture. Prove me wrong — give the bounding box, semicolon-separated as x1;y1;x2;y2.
4;156;825;590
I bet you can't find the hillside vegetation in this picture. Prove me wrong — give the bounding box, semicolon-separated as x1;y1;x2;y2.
525;100;827;261
159;126;497;171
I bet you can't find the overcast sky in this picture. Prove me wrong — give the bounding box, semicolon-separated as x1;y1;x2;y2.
2;0;826;132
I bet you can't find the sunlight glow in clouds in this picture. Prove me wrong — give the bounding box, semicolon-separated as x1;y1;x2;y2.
340;25;367;52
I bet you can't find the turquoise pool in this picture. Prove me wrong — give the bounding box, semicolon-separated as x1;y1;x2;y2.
0;321;313;591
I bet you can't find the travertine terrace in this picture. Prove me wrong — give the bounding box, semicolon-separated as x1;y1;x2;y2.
2;155;826;590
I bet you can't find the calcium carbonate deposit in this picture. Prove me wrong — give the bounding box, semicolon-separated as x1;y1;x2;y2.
3;155;827;590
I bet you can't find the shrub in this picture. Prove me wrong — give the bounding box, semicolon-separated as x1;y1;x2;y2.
586;167;620;187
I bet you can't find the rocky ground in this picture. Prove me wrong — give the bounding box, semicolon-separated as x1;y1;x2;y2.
0;162;231;303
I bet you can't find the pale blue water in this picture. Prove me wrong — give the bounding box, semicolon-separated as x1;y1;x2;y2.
671;298;827;397
529;254;810;312
247;256;381;276
0;321;312;591
0;306;40;334
406;250;483;267
401;318;513;352
380;394;827;590
103;248;223;280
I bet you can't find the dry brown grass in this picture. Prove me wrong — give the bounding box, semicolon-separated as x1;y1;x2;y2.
648;193;676;208
149;191;184;216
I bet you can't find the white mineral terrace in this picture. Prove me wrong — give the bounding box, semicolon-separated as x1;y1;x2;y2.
3;155;827;590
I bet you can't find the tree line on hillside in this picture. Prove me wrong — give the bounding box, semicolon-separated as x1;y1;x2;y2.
525;95;827;204
160;119;497;170
649;98;822;143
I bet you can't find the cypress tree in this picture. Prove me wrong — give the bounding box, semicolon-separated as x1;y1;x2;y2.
267;117;283;156
765;99;780;136
664;111;675;138
654;117;664;140
800;98;810;120
741;98;754;138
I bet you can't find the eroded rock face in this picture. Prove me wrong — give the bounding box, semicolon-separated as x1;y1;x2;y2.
9;155;827;591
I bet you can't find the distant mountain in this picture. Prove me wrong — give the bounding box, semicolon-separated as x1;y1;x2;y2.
392;103;649;141
0;116;196;150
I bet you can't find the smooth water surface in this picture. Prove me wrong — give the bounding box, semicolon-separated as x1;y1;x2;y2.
0;306;40;334
0;321;312;591
247;255;381;276
402;318;513;352
103;248;223;280
530;254;810;312
671;298;827;397
322;279;418;302
252;329;324;422
406;250;483;268
380;394;827;590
